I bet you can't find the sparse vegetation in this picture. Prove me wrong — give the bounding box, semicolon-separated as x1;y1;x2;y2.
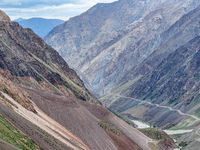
0;92;18;108
0;83;36;113
139;128;165;140
0;114;41;150
170;117;195;130
109;109;136;128
148;142;159;150
98;120;123;136
179;141;192;149
148;92;159;100
141;128;176;149
170;133;187;140
195;108;200;117
111;76;142;95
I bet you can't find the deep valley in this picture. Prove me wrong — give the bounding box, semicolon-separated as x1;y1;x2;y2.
1;0;200;149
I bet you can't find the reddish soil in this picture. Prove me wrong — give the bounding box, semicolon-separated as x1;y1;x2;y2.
105;131;142;150
0;139;19;150
22;86;152;150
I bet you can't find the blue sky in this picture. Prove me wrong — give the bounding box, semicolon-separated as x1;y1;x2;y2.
0;0;118;21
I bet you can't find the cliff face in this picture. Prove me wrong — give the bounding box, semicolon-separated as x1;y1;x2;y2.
44;0;200;96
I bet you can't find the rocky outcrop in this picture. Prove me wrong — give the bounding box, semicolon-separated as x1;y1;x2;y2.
0;10;11;22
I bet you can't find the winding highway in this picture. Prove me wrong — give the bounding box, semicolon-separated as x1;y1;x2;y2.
110;93;200;121
108;93;200;136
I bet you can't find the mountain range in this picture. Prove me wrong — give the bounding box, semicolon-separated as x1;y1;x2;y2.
14;17;64;37
0;9;179;150
44;0;200;149
44;0;200;97
1;0;200;149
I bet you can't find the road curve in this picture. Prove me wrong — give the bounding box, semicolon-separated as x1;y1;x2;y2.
108;93;200;138
110;93;200;121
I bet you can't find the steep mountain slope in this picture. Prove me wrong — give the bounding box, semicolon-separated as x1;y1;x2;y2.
0;9;166;150
0;9;99;105
102;4;200;107
124;4;200;82
45;0;200;96
14;18;64;37
109;36;200;128
177;126;200;150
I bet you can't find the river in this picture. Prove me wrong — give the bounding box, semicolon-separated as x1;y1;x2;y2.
132;120;193;135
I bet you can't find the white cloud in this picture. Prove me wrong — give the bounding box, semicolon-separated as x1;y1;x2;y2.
1;0;118;20
1;0;21;5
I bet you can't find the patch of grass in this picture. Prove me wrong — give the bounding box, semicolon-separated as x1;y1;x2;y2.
31;53;57;73
187;94;200;110
139;128;165;141
170;133;187;141
141;128;176;149
170;117;195;130
147;91;159;100
179;141;192;149
32;53;81;90
98;120;123;136
31;53;93;102
109;109;136;128
111;76;142;94
195;108;200;117
190;77;200;81
0;115;41;150
148;142;159;150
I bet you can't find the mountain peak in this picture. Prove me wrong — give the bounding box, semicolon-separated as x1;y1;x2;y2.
0;9;11;22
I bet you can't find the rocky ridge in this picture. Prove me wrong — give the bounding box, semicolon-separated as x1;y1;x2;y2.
0;10;99;104
45;0;200;96
0;10;171;150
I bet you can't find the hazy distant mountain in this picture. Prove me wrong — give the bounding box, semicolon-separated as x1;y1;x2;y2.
13;17;24;22
14;17;65;37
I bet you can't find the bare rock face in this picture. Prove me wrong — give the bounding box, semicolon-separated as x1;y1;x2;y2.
0;9;11;22
45;0;200;96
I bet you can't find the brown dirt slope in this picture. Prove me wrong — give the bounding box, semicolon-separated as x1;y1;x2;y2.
0;139;19;150
23;86;152;150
